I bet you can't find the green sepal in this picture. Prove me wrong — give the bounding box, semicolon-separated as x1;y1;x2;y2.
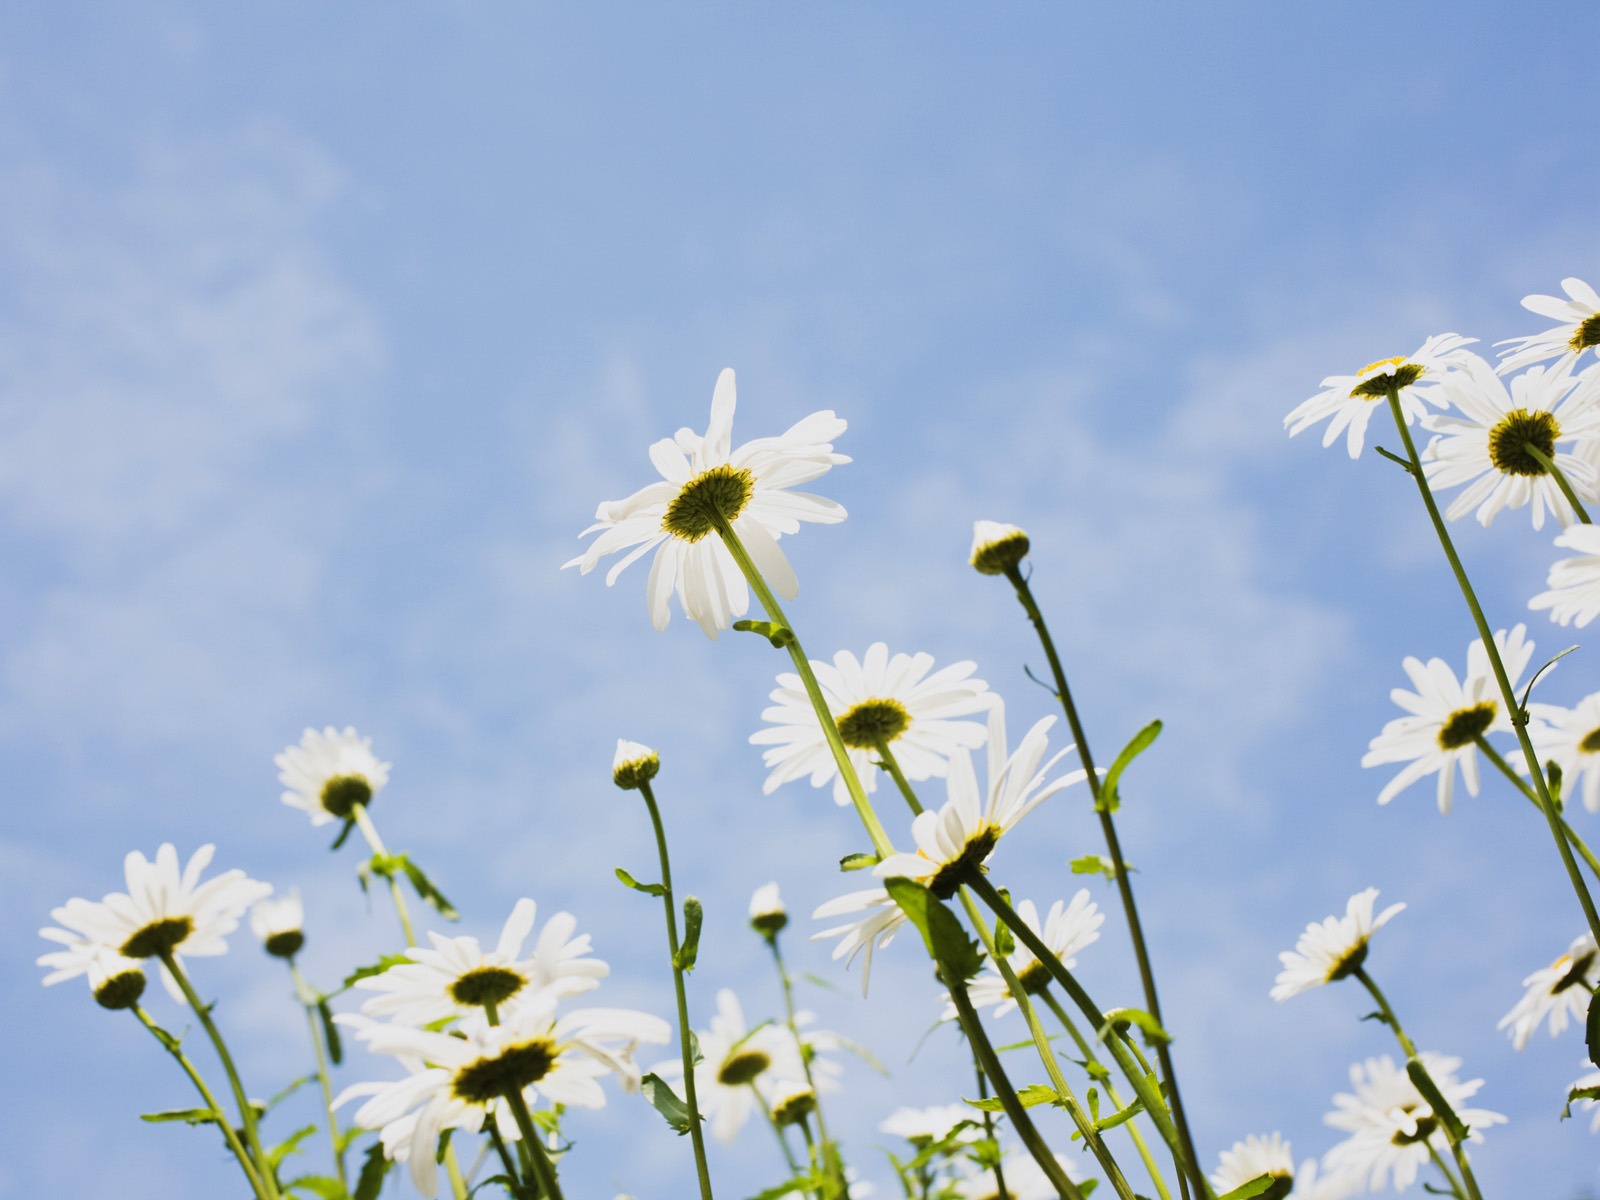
353;1141;390;1200
616;866;667;897
883;877;982;982
329;818;357;852
733;619;795;648
1588;988;1600;1069
639;1072;700;1134
1215;1175;1278;1200
340;954;412;992
319;999;343;1065
268;1124;318;1171
282;1175;348;1200
1406;1058;1469;1143
839;852;878;872
964;1083;1061;1113
141;1107;222;1125
1070;854;1128;879
1098;1007;1172;1047
1097;720;1162;813
674;896;703;971
1563;1084;1600;1119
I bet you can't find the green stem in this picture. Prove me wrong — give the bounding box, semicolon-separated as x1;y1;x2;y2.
290;962;347;1192
957;887;1138;1200
712;515;893;858
756;1085;807;1182
638;779;717;1200
1001;564;1206;1199
769;935;847;1199
488;1123;534;1199
351;803;418;948
1385;387;1600;948
159;953;282;1199
503;1086;565;1200
972;1059;1011;1200
1474;735;1600;881
943;962;1086;1200
1040;992;1173;1200
1522;443;1593;525
1429;1146;1468;1200
875;738;925;817
132;1004;271;1200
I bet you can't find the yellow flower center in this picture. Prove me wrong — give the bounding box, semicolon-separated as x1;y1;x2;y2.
1350;358;1424;399
1571;313;1600;354
662;464;755;542
836;698;912;749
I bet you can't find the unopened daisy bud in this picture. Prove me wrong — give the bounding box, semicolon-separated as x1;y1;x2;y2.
969;520;1029;575
251;890;306;960
612;739;660;790
89;953;147;1011
768;1080;817;1127
748;882;788;938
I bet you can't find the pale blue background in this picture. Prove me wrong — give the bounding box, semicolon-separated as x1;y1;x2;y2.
5;3;1599;1197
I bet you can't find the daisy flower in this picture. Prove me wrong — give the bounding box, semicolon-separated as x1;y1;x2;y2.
943;892;1103;1018
563;368;849;638
1530;524;1600;628
1360;624;1534;813
1322;1054;1504;1194
970;520;1030;575
878;1103;980;1143
356;898;607;1025
39;843;272;1003
1271;888;1405;1001
341;995;668;1198
250;889;306;959
1211;1133;1293;1199
277;726;391;826
1497;932;1599;1051
1497;277;1600;373
611;738;660;790
1422;354;1600;529
748;881;788;938
948;1145;1082;1200
750;642;993;807
1285;333;1476;459
812;885;907;997
652;988;806;1144
1528;690;1600;812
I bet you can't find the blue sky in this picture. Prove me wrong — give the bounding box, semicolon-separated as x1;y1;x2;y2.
5;3;1600;1197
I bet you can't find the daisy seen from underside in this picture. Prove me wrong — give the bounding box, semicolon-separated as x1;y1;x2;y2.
1530;524;1600;628
1285;333;1476;459
1360;624;1534;813
39;843;272;1003
943;891;1103;1019
276;726;392;827
949;1145;1083;1200
751;642;993;806
356;898;607;1026
1271;888;1405;1002
1497;932;1599;1051
1528;691;1600;813
1422;353;1600;529
563;368;849;638
1321;1053;1503;1194
1210;1133;1294;1200
1496;277;1600;373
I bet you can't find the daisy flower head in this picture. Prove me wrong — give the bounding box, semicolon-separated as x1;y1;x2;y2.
946;891;1103;1018
1360;624;1534;813
277;726;391;827
1528;691;1600;812
1211;1133;1294;1200
357;897;607;1026
751;642;993;807
1285;333;1476;459
1271;888;1405;1001
39;843;272;1003
812;884;907;997
563;368;849;638
970;520;1030;576
1497;277;1600;373
874;700;1088;900
878;1103;979;1144
1322;1053;1504;1194
949;1145;1082;1200
1530;524;1600;629
343;994;668;1198
1422;353;1600;529
748;881;788;938
1497;932;1599;1050
611;739;660;790
250;889;306;959
653;988;805;1144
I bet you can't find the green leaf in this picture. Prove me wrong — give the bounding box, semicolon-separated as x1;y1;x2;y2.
283;1175;348;1200
141;1107;221;1126
1588;988;1600;1070
745;1171;825;1200
1215;1175;1278;1200
267;1074;318;1112
319;999;343;1066
468;1176;525;1199
1092;1096;1147;1134
1097;720;1162;812
883;877;983;982
340;954;412;992
732;618;795;648
688;1029;704;1067
1406;1058;1469;1143
329;818;356;852
269;1124;319;1171
963;1083;1061;1112
616;866;667;897
674;895;703;972
1563;1084;1600;1119
1069;854;1123;879
838;852;878;872
1098;1008;1173;1047
353;1141;390;1200
640;1072;699;1134
399;856;459;920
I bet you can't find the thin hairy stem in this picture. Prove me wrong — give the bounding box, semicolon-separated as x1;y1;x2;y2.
290;962;347;1191
351;803;418;948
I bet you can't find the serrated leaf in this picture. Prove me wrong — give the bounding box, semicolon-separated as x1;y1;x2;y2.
838;852;878;872
340;954;412;992
674;896;703;972
1406;1058;1469;1143
883;877;982;982
1097;720;1162;812
963;1083;1061;1112
283;1175;348;1200
399;856;459;920
616;866;667;897
1069;854;1120;879
1563;1084;1600;1119
1092;1097;1146;1134
141;1107;221;1126
269;1124;319;1171
318;999;343;1065
640;1072;699;1134
732;618;795;648
1098;1007;1172;1047
1216;1175;1278;1200
353;1141;390;1200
